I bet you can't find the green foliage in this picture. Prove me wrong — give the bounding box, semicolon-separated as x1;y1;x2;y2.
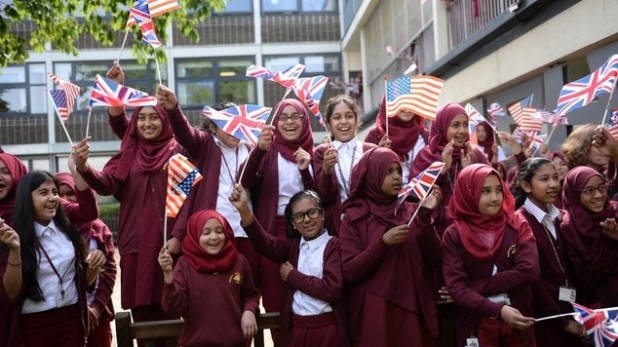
99;202;120;218
0;0;227;68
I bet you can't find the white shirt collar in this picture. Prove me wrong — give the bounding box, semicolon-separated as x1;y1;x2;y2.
213;136;237;150
35;220;60;238
331;137;358;151
300;229;331;250
524;198;560;224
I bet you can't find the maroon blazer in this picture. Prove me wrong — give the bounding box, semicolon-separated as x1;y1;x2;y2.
442;223;540;347
313;141;376;235
242;219;349;347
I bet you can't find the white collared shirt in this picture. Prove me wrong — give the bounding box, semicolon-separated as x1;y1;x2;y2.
332;137;363;202
292;231;333;316
215;138;252;238
22;221;78;314
524;198;560;239
277;153;313;215
403;137;426;182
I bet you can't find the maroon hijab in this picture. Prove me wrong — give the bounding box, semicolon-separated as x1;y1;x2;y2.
340;147;414;227
476;122;495;160
0;153;28;225
449;164;531;261
55;172;93;239
371;96;428;160
272;99;314;162
182;210;238;273
106;105;176;182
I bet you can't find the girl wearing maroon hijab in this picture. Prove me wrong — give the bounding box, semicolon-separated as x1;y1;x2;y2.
442;164;538;347
365;96;429;182
560;167;618;308
410;103;489;236
475;122;507;163
75;100;188;327
0;153;28;226
56;172;117;347
339;147;443;347
158;210;259;347
240;98;315;320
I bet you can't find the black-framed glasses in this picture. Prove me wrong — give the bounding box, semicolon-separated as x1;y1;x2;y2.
574;183;609;195
291;208;322;223
278;113;303;122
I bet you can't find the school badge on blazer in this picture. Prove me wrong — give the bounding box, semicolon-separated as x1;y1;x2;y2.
506;244;518;258
229;272;242;285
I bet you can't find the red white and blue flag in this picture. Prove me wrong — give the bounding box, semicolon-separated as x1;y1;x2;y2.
385;75;444;121
552;113;569;129
397;161;445;207
246;64;305;89
529;133;546;151
127;0;179;27
607;109;618;141
166;154;202;218
130;0;163;48
48;73;81;116
572;303;618;347
465;103;488;146
531;109;557;123
293;76;329;127
48;89;69;122
203;104;271;146
555;54;618;117
487;102;506;125
89;75;157;108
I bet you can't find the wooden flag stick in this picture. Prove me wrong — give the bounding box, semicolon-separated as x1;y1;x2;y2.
153;47;163;86
84;108;92;140
407;187;433;227
117;29;130;63
535;312;577;322
162;213;168;247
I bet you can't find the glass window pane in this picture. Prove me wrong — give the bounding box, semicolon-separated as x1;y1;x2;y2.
0;88;27;112
177;81;214;107
262;0;298;12
264;57;301;73
149;64;167;82
302;0;337;11
221;0;252;12
29;64;47;84
30;86;47;114
75;62;110;82
53;63;73;81
305;55;340;73
122;63;149;80
218;80;256;104
177;61;213;78
31;159;50;171
0;66;26;83
219;59;254;77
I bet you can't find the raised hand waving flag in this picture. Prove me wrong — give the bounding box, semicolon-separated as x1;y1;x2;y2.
89;75;157;108
385;75;444;121
166;154;202;218
246;64;305;89
202;104;271;146
129;0;163;48
397;161;445;207
293;76;329;127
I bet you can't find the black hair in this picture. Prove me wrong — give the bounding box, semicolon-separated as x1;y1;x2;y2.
324;94;360;125
12;171;86;302
511;158;555;209
283;190;324;238
199;101;238;132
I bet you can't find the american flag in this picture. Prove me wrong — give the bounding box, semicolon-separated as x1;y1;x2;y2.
166;154;202;218
572;303;618;347
48;72;81;115
556;54;618;117
385;75;444;121
129;0;162;48
203;104;271;146
293;76;329;127
507;95;533;120
552;113;569;130
89;75;157;108
48;89;69;122
126;0;179;27
397;161;445;207
246;64;305;89
465;103;488;146
508;96;543;133
608;109;618;141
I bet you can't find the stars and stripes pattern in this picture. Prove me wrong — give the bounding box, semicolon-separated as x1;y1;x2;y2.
129;0;163;48
293;76;329;127
89;75;157;108
608;109;618;141
126;0;179;27
48;72;81;116
572;303;618;347
556;54;618;117
203;104;271;146
246;64;305;89
385;75;444;121
166;154;202;218
48;89;69;122
397;161;445;207
508;96;543;133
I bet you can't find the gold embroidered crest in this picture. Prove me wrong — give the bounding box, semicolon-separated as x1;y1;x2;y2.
229;272;242;284
507;244;517;258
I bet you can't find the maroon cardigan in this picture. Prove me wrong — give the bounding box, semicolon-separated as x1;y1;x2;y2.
313;141;376;235
242;219;349;347
442;223;540;347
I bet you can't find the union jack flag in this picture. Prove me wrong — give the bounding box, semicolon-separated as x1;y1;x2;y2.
529;133;547;151
129;0;162;48
385;75;444;121
203;104;271;146
246;64;305;89
487;102;506;118
89;75;157;108
397;161;445;207
166;154;202;218
608;109;618;141
552;113;569;130
126;0;179;27
293;76;329;126
48;89;69;122
556;54;618;117
48;73;81;115
572;303;618;347
465;103;488;146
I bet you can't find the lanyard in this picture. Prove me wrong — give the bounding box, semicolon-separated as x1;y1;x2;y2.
539;221;569;287
39;243;72;299
447;161;459;192
221;146;239;184
336;145;357;195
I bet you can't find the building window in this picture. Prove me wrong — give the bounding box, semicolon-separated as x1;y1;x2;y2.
264;54;341;76
0;63;47;115
262;0;337;13
175;57;256;108
218;0;252;13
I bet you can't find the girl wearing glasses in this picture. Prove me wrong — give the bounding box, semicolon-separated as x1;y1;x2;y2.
561;166;618;309
313;95;376;235
230;185;348;347
239;98;315;328
339;147;443;346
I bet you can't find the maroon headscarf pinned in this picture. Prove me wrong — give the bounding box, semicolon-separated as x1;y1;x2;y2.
0;153;28;225
55;172;94;239
107;105;176;182
476;122;495;161
449;164;531;261
373;96;428;160
341;147;413;227
182;210;238;273
272;99;314;162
